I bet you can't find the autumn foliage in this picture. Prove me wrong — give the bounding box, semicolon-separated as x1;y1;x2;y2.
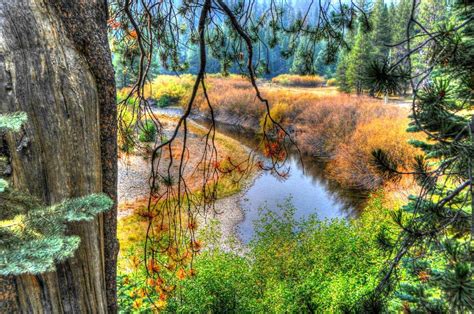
118;74;421;190
190;76;420;190
328;117;422;189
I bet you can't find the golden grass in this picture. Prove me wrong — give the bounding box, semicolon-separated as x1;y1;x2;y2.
191;76;421;190
328;117;423;190
272;74;326;87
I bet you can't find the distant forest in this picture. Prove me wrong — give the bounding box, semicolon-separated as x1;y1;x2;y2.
111;0;443;92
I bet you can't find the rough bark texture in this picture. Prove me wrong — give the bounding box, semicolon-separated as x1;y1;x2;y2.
0;0;117;312
46;1;119;312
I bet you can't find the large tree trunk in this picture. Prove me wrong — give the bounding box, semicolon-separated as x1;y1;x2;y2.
0;0;117;312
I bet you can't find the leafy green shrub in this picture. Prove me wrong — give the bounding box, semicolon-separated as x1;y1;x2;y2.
249;201;385;312
157;94;180;107
162;199;389;313
138;120;157;143
165;252;260;313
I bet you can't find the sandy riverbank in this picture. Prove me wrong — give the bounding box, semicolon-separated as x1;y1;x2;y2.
117;152;256;248
117;113;259;248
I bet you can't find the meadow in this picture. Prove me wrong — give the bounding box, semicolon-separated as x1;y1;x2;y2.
136;74;421;192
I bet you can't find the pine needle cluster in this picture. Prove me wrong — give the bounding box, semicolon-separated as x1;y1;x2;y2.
0;112;113;275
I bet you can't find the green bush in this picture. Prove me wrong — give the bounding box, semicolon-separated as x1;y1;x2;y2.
165;199;389;313
249;201;385;312
165;252;260;313
157;94;180;107
138;120;157;143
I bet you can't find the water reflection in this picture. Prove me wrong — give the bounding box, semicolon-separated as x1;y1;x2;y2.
239;155;358;242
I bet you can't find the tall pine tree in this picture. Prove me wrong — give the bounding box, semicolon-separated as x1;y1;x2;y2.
370;0;392;60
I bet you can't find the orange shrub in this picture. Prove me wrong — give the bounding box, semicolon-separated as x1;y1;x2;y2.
193;76;266;130
272;74;326;87
291;95;397;157
328;117;421;190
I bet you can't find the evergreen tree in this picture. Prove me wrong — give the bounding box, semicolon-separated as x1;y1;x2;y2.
290;36;315;75
314;44;337;78
411;0;449;75
347;24;373;94
418;0;448;27
370;0;392;60
336;51;351;92
372;1;474;311
391;0;413;60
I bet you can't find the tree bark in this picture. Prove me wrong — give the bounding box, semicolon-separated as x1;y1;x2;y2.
0;0;117;312
46;1;119;312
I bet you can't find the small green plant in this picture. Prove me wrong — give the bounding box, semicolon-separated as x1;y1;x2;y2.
157;95;180;107
138;120;157;142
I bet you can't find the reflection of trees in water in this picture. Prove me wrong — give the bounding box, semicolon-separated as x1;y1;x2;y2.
301;155;368;214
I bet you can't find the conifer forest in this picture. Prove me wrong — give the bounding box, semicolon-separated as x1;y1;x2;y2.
0;0;473;313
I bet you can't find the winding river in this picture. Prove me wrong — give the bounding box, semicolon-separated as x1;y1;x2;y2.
155;107;364;243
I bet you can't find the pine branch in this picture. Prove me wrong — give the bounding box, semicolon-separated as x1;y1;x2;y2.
0;193;113;275
0;112;27;133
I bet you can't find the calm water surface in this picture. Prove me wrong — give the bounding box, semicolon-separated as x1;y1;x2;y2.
238;156;356;242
